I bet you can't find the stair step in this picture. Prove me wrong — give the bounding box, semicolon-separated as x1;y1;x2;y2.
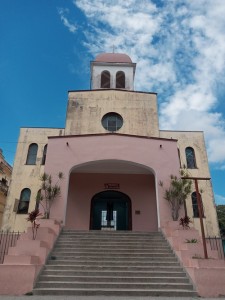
49;255;176;261
56;240;167;245
55;245;170;250
58;237;165;241
47;260;179;266
58;238;164;241
43;265;184;272
50;254;173;259
39;275;190;283
42;269;187;277
55;242;169;246
58;236;168;238
33;288;197;297
51;249;171;254
54;244;170;248
62;230;161;235
36;281;194;290
50;252;173;258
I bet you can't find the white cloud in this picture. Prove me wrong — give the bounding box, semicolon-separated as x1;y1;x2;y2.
71;0;225;166
58;8;77;33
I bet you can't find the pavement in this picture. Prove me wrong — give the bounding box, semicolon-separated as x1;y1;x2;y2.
0;297;225;300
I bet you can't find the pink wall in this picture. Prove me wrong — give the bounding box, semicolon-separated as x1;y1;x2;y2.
44;134;180;229
66;173;157;231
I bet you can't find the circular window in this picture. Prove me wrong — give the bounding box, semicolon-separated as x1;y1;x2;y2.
101;112;123;132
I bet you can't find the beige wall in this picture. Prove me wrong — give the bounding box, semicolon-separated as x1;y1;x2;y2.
0;151;12;228
65;90;159;137
2;128;64;232
160;130;219;236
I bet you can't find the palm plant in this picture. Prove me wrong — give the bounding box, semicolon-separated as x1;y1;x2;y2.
160;170;192;221
36;172;63;219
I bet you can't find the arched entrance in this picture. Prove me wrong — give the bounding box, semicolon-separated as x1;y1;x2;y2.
90;190;132;231
66;160;158;231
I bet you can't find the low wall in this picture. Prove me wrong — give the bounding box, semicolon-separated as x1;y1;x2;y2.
0;219;61;295
162;221;225;297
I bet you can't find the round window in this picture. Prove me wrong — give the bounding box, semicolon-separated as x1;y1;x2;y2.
101;112;123;132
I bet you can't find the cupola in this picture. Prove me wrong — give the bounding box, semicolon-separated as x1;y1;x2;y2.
91;52;136;90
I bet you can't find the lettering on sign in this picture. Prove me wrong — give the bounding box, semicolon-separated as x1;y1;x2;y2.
104;183;120;189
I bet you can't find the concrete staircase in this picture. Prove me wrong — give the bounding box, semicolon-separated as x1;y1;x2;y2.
33;230;197;296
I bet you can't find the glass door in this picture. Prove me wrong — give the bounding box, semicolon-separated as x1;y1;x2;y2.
90;190;130;230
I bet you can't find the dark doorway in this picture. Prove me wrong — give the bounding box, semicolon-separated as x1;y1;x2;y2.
90;190;132;231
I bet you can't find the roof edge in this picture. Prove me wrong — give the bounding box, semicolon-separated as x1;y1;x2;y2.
20;127;64;129
68;89;157;95
160;130;204;133
48;132;177;142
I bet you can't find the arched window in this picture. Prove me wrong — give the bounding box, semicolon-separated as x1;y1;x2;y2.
192;192;204;218
26;143;38;165
41;144;47;165
116;71;125;88
185;147;197;169
101;71;110;88
17;188;31;214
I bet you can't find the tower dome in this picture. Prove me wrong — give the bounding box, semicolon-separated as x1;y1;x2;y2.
95;53;133;63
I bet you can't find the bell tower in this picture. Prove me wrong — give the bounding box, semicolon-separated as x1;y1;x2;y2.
91;53;136;90
66;52;159;137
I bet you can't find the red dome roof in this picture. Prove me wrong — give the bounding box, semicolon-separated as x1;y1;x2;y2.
95;53;132;63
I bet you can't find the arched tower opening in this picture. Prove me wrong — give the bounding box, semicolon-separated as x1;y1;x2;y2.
101;70;110;88
116;71;125;88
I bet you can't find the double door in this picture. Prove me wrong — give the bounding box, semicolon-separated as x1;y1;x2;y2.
90;190;131;231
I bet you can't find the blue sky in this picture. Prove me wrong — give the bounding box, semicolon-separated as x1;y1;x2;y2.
0;0;225;205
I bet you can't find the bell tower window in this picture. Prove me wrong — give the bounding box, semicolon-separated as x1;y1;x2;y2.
116;71;125;88
101;71;110;88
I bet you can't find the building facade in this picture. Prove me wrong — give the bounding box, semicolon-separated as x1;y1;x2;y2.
2;53;219;237
0;149;12;228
